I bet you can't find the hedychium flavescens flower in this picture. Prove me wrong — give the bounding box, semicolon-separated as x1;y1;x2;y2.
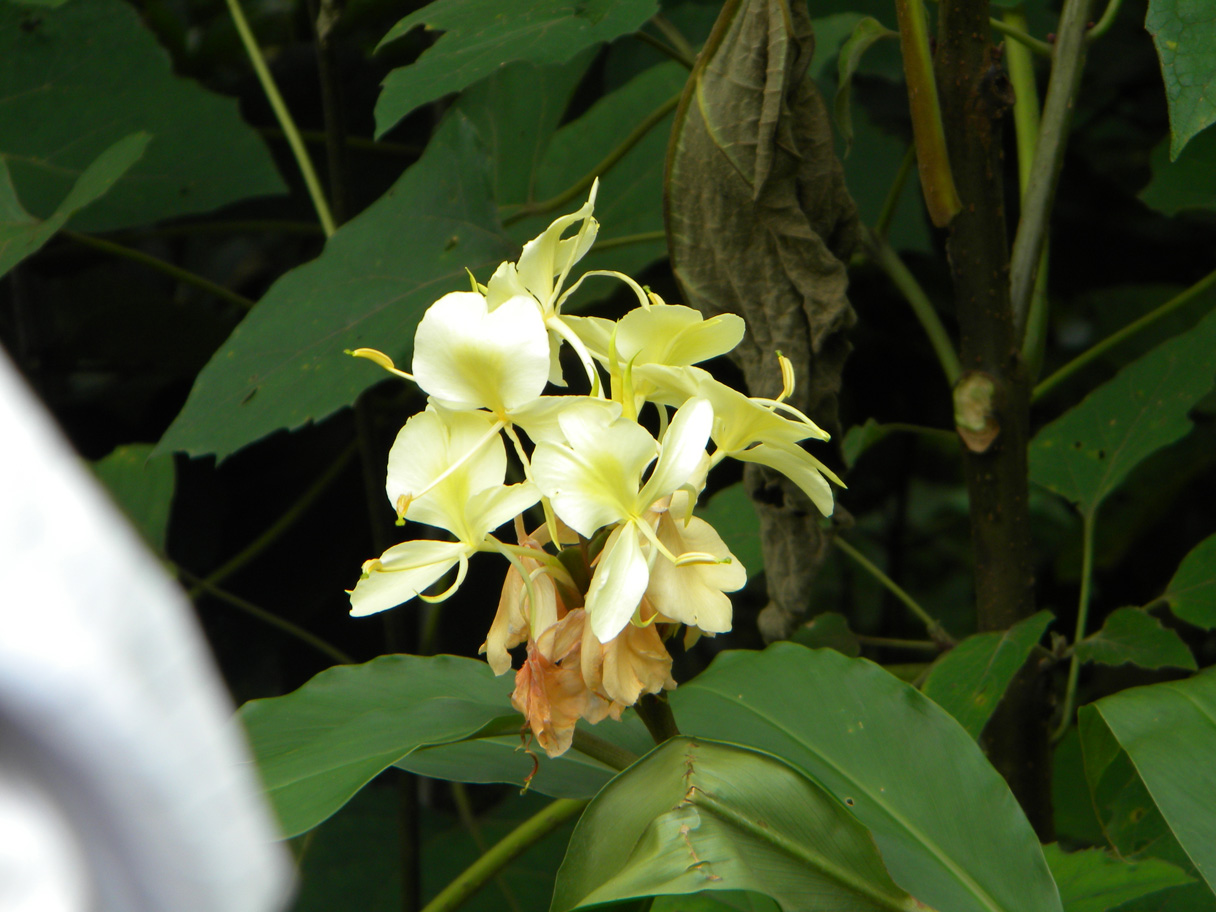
635;359;844;517
342;182;846;757
530;396;728;642
348;407;542;616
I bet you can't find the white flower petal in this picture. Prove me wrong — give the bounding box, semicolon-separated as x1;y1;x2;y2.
639;397;712;507
585;524;650;641
646;515;743;633
615;305;745;367
348;540;469;616
412;291;550;412
733;443;838;517
385;408;505;533
515;187;597;309
466;481;541;539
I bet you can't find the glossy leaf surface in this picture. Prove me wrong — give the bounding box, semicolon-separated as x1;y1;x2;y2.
552;737;922;912
1094;669;1216;895
671;643;1062;912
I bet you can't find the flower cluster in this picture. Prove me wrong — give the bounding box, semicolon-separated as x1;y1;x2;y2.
348;181;841;756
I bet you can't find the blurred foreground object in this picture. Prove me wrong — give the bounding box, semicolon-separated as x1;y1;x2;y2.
0;349;293;912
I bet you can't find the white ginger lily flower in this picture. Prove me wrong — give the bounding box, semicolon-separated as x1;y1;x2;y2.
349;408;539;617
634;363;843;517
531;397;715;641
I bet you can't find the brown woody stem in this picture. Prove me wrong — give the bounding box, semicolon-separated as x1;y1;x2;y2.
934;0;1051;837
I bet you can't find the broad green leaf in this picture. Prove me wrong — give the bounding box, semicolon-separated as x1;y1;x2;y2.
1029;305;1216;518
373;0;658;137
1146;0;1216;159
1141;130;1216;214
1078;707;1176;859
0;0;284;231
695;482;763;579
1094;669;1216;895
834;17;898;156
1052;728;1106;845
843;418;890;467
239;654;516;837
552;737;923;912
1075;607;1196;671
791;612;861;657
0;133;147;279
92;443;176;551
156;112;514;461
671;644;1063;912
1042;843;1194;912
395;713;654;799
1163;532;1216;629
922;611;1054;739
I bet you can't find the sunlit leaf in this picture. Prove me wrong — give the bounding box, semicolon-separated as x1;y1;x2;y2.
552;737;922;912
1075;607;1196;671
1041;843;1193;912
1163;532;1216;629
922;610;1053;739
1029;306;1216;518
156;112;514;461
1092;670;1216;895
373;0;658;138
0;0;284;231
671;644;1063;912
92;442;176;551
1146;0;1216;159
0;133;147;279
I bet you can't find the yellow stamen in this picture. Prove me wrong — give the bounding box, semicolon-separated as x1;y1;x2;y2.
347;348;416;383
395;494;413;525
776;351;796;403
674;551;728;568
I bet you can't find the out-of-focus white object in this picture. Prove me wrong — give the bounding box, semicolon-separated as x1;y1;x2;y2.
0;348;293;912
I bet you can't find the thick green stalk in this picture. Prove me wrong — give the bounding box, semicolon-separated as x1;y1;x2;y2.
894;0;962;227
420;799;588;912
1009;0;1095;342
225;0;336;237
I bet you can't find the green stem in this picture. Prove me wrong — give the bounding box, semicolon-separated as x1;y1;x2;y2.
834;536;954;645
260;126;422;158
62;231;255;311
989;16;1054;56
175;565;355;665
1005;7;1052;379
225;0;336;237
1033;265;1216;401
650;13;697;66
501;93;681;226
450;783;522;912
420;799;588;912
861;226;962;386
1051;510;1095;744
189;443;357;597
571;728;639;772
635;693;680;745
873;145;917;242
592;230;667;252
1086;0;1123;42
876;422;960;446
1009;0;1095;343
